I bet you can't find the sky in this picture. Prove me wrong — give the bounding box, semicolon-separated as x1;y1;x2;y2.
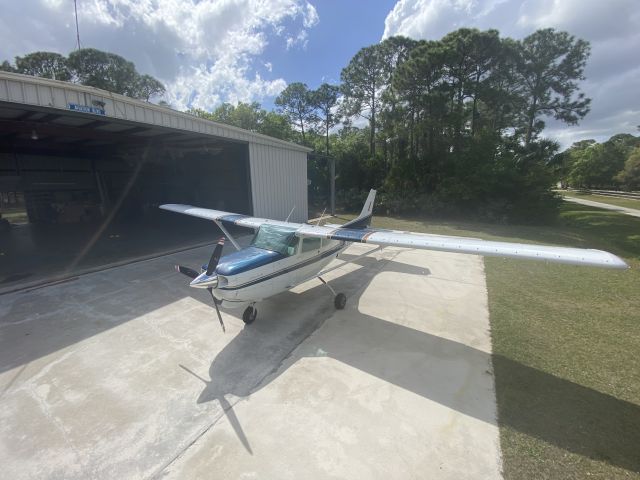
0;0;638;148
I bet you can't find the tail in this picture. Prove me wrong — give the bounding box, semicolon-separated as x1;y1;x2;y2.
341;189;376;230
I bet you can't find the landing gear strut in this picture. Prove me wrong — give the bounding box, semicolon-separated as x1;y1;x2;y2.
242;305;258;324
318;276;347;310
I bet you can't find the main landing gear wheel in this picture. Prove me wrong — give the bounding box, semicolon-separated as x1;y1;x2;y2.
334;293;347;310
242;306;258;324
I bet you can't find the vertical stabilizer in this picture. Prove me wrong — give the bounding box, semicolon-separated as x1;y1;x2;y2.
341;189;376;229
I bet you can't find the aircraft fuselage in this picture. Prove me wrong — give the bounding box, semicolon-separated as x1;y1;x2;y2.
211;237;346;309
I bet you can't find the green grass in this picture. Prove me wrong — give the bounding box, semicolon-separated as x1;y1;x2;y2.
562;190;640;210
338;203;640;479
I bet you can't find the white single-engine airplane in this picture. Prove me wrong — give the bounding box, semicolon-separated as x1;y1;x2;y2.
161;190;628;331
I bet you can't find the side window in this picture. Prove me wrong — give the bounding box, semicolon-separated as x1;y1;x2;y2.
301;237;321;253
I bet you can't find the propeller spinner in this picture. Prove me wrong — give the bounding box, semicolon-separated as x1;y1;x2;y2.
175;237;225;288
175;236;227;332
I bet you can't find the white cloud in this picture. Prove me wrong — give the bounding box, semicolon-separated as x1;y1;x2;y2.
286;29;311;50
1;0;319;111
382;0;640;147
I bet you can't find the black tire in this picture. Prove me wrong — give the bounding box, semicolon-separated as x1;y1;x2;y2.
242;306;257;324
334;293;347;310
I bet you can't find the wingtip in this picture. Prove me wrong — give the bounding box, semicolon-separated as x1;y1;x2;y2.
593;250;630;269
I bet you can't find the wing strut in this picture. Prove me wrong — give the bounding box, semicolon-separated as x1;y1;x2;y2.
214;220;241;251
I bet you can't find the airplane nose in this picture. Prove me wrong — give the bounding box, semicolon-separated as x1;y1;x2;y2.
189;273;218;289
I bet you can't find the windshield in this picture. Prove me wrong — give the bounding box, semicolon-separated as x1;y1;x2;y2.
250;225;298;256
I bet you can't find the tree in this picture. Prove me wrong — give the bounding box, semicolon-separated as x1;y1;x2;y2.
340;44;387;158
68;48;137;95
230;102;265;131
135;74;165;101
188;103;293;141
615;147;640;190
14;52;71;81
0;60;15;72
1;48;164;101
188;108;216;121
66;48;164;100
463;30;502;136
514;29;591;145
553;139;596;186
340;38;417;159
275;82;314;143
258;111;294;141
310;83;339;155
567;140;627;188
193;102;264;132
563;134;640;188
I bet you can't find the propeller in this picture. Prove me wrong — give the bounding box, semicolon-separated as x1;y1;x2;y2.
174;236;227;332
175;265;199;279
206;237;225;275
207;287;226;333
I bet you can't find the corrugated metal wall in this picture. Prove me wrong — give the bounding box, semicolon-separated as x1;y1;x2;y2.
249;143;308;223
0;71;311;152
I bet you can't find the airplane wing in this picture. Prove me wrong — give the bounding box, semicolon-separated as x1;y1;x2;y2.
296;224;629;269
159;204;298;230
160;204;628;269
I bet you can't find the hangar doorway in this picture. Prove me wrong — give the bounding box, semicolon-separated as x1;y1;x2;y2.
0;105;252;289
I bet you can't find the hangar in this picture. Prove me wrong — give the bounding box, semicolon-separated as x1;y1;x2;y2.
0;71;310;287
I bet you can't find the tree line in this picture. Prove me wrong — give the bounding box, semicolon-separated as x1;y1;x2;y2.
0;49;165;101
187;28;597;221
557;133;640;190
267;28;593;221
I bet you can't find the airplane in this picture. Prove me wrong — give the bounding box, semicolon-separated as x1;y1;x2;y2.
160;189;628;331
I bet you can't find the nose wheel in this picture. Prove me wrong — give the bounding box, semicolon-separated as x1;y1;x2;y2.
242;305;258;324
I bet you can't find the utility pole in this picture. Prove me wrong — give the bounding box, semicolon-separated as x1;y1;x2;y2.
330;156;335;215
74;0;82;51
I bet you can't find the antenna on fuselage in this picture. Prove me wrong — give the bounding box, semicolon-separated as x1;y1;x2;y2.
285;205;296;222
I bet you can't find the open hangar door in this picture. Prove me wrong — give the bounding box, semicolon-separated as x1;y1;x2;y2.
0;104;252;288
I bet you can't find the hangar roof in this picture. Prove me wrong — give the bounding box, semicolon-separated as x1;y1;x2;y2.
0;71;312;154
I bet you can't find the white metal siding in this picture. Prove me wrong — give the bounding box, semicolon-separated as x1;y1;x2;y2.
0;72;310;153
249;144;308;223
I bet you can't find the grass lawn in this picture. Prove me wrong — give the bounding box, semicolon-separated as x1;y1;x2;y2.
338;202;640;479
562;190;640;211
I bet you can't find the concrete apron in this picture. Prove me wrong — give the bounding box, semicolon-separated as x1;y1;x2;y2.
0;243;502;479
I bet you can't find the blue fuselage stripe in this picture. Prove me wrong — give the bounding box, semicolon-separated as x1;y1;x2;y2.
329;228;370;242
219;244;344;291
219;214;250;225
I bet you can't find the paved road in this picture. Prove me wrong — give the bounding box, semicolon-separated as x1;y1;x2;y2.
0;244;501;480
563;196;640;218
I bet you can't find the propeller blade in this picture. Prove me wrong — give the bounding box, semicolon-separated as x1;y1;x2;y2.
208;287;226;332
206;237;225;276
175;265;199;279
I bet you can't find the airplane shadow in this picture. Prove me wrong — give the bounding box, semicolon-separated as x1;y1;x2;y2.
179;251;640;473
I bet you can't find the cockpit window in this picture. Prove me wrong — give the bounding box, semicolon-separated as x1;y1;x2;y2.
250;224;298;256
